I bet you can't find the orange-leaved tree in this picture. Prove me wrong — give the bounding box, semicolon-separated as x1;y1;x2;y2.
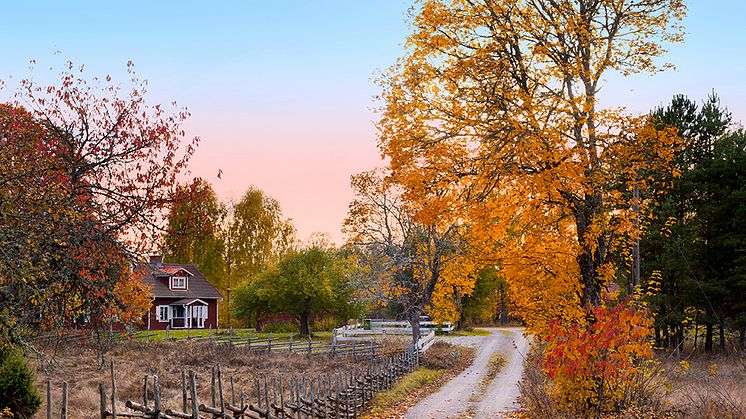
377;0;686;413
377;0;685;328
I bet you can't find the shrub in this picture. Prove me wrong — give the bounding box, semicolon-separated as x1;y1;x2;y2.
0;346;41;418
541;300;658;416
421;342;460;370
311;316;339;332
261;321;300;334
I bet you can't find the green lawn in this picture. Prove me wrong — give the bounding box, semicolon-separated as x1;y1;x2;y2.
127;328;334;343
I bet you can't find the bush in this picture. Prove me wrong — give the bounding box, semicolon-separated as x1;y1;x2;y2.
0;346;41;418
311;316;339;332
421;342;460;370
541;301;661;416
261;321;300;334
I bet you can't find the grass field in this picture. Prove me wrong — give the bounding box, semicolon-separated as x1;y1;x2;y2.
125;328;334;343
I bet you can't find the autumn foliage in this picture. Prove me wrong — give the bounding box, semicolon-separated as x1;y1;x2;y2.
1;61;195;349
542;300;655;415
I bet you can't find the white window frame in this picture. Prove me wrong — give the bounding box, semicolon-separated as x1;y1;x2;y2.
157;305;170;322
170;276;187;290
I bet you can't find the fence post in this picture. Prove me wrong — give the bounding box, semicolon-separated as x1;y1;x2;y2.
217;365;225;415
142;375;148;407
289;333;293;353
182;369;188;413
47;379;52;419
110;361;117;419
59;381;68;419
308;336;312;354
99;382;106;419
189;371;199;419
153;375;161;412
166;325;170;339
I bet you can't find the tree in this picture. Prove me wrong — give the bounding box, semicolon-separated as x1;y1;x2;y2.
642;94;743;352
377;0;686;330
462;266;511;326
233;246;360;337
0;62;195;350
163;178;226;288
343;169;472;342
226;187;295;288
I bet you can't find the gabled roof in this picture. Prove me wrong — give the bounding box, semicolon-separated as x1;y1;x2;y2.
154;266;194;277
136;263;223;300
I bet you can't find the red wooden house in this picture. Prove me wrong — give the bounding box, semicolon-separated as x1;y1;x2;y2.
139;256;223;330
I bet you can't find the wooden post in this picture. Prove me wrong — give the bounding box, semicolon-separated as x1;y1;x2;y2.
190;371;199;419
153;375;161;411
142;375;148;407
47;379;52;419
59;381;68;419
289;333;293;353
99;382;107;419
230;376;236;406
182;369;188;413
217;365;225;414
307;336;312;354
110;361;117;419
166;325;170;339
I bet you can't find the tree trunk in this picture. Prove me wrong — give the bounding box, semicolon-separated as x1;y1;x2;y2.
719;320;726;352
299;311;310;338
499;283;508;325
663;323;670;348
455;289;464;331
654;326;662;348
694;320;699;351
574;198;604;309
739;327;745;351
409;310;421;345
705;323;713;353
254;311;262;332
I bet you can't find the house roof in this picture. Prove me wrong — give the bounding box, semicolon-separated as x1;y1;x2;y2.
136;263;223;300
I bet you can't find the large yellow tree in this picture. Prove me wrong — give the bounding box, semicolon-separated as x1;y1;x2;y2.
378;0;685;330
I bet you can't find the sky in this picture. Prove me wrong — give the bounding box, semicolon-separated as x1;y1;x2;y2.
1;1;744;244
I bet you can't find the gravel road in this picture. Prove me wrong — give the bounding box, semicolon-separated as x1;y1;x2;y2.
406;328;530;419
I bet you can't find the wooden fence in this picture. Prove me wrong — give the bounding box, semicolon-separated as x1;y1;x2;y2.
45;345;420;418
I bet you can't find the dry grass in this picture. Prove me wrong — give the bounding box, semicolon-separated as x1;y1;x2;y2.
517;342;746;419
663;353;746;418
33;340;361;417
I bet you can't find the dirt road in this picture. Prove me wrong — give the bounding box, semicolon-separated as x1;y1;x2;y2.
406;328;530;419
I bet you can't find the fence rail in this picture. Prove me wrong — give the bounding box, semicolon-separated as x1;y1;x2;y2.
45;345;421;419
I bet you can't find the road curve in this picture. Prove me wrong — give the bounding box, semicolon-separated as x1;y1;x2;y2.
406;327;529;419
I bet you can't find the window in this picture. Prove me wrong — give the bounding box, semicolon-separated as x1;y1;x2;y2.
170;276;187;289
157;305;170;322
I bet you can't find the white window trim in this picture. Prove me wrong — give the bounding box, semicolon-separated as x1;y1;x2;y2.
157;305;170;322
170;276;188;290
